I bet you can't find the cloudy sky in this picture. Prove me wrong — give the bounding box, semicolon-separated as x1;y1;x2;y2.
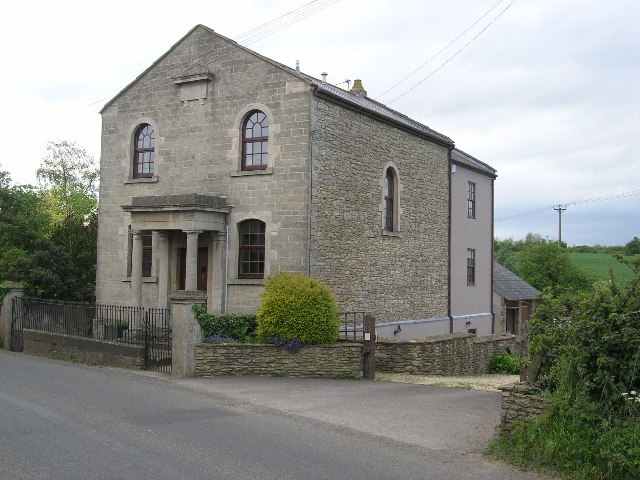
1;0;638;246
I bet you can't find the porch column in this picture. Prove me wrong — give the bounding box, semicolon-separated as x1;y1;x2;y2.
156;231;169;309
184;230;201;291
131;230;143;308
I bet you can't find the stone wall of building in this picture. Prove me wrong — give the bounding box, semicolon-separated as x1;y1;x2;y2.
498;383;546;433
97;26;312;312
375;333;518;375
195;342;362;378
23;330;143;369
309;96;450;323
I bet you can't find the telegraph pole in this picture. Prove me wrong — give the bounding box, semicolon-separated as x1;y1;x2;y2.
553;205;567;247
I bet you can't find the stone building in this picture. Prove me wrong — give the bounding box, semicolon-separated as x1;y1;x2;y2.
96;24;497;337
493;262;539;335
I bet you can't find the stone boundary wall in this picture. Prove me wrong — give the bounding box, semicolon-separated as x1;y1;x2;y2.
375;333;518;375
23;330;143;369
498;383;546;433
195;342;362;379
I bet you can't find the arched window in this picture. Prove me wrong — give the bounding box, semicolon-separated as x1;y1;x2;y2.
242;111;269;170
384;168;396;232
133;124;155;178
238;220;266;278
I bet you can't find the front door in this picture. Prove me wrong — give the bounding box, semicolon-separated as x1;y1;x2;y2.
178;247;208;291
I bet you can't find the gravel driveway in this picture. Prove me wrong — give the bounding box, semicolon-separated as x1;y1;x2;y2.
376;373;520;391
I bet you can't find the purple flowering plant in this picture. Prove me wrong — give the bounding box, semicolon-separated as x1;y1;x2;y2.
266;337;305;353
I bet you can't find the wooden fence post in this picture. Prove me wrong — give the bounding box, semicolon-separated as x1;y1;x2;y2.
362;314;376;380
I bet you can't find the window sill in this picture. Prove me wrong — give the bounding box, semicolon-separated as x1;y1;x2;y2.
125;176;159;184
231;168;273;177
228;278;265;285
382;230;403;237
122;276;158;283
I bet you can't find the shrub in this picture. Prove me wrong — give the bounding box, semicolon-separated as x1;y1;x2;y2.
490;352;521;374
192;304;257;342
493;262;640;479
256;272;339;344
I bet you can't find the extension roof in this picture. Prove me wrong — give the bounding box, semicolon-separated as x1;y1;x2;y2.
493;262;539;301
451;148;497;178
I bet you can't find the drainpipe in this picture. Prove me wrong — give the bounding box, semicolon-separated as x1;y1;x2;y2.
224;217;229;314
448;148;453;333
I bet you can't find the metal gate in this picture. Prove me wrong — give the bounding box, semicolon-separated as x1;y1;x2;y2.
143;308;172;373
10;297;24;352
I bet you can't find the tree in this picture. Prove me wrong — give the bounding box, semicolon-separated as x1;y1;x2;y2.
0;168;51;281
624;237;640;256
15;214;97;301
37;140;98;220
518;241;592;291
0;141;99;302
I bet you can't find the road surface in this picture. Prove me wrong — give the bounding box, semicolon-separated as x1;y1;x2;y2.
0;351;552;479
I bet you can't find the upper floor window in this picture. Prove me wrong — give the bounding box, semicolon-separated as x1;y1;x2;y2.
242;111;269;171
384;167;397;232
238;220;266;278
467;248;476;285
467;181;476;218
133;124;155;178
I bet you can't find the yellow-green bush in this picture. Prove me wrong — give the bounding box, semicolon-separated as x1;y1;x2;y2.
256;272;339;344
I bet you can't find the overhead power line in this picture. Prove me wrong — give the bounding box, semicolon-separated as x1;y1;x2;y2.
85;0;341;108
377;0;506;100
385;0;516;105
235;0;340;46
495;188;640;222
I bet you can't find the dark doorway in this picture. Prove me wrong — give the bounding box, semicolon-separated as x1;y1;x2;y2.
178;247;208;291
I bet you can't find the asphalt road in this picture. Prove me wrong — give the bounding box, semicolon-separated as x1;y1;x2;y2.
0;351;553;479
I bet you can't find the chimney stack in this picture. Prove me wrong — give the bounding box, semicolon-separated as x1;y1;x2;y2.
349;79;367;97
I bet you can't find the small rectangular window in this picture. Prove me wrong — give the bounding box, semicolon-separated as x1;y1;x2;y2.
466;248;476;285
467;182;476;218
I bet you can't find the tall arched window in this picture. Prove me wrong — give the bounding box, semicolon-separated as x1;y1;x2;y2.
133;124;155;178
238;220;266;278
384;168;396;232
242;111;269;170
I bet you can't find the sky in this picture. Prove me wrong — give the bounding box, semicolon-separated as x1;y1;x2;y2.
1;0;638;246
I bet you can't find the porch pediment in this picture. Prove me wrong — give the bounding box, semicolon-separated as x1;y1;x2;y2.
122;194;231;231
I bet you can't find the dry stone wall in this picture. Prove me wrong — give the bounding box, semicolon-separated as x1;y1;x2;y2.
195;342;362;378
375;333;518;375
498;383;546;433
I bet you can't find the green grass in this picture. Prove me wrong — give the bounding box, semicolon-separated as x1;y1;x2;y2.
569;252;636;286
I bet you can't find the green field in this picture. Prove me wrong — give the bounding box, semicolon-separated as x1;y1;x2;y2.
569;252;636;286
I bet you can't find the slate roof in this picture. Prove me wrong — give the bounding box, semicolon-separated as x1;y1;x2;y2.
311;81;454;146
493;262;539;301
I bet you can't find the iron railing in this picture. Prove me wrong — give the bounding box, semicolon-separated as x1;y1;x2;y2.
12;297;171;372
